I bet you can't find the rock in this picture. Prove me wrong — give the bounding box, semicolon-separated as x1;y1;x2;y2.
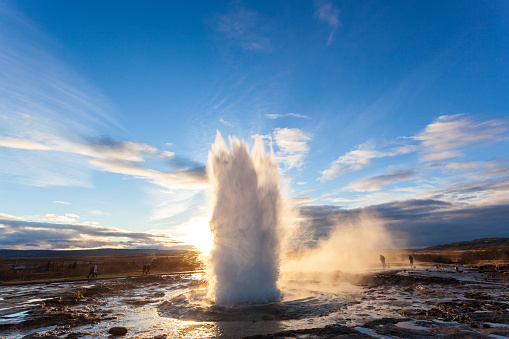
108;326;128;335
261;314;276;320
22;333;61;339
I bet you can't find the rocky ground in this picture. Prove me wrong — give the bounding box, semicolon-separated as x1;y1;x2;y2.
0;266;508;338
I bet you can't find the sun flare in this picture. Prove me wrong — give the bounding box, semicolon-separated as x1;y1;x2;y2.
177;218;214;254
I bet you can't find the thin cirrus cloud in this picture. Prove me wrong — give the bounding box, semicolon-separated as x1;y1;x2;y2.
0;6;118;138
215;7;271;51
347;170;417;192
219;118;233;126
265;113;311;120
413;114;507;162
446;161;499;171
319;114;507;182
319;144;416;182
423;175;509;206
313;0;340;45
0;3;207;222
0;136;206;190
273;128;311;170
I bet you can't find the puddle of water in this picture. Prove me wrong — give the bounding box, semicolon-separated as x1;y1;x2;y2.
0;310;30;323
488;335;509;339
355;326;393;338
434;319;459;324
21;298;51;304
485;322;509;328
396;320;428;331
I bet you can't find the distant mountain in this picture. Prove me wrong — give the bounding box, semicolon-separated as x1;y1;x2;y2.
0;248;193;258
424;238;509;251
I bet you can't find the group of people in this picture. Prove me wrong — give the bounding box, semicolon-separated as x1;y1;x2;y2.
142;264;151;275
379;255;415;269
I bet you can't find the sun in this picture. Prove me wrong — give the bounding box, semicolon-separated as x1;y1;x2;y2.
177;218;214;254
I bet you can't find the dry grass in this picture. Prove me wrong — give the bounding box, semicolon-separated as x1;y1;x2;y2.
407;248;509;266
0;251;204;283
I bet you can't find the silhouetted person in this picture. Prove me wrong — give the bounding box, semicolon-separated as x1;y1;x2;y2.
409;255;414;267
88;265;95;278
93;264;98;278
146;264;151;274
380;255;386;269
142;264;147;275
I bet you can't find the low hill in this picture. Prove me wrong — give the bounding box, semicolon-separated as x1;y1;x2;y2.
424;238;509;251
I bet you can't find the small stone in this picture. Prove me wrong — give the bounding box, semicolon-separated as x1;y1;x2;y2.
108;326;128;335
261;314;276;320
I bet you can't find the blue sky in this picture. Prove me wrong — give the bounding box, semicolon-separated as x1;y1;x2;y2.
0;0;508;249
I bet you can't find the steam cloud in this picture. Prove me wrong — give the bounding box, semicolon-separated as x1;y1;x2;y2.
282;212;403;273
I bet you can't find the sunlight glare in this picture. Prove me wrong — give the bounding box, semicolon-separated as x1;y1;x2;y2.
177;217;214;254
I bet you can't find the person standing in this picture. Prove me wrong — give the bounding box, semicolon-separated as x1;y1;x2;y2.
93;264;98;278
409;255;414;268
380;255;386;269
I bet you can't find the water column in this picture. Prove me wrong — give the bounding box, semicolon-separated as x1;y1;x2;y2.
207;132;282;305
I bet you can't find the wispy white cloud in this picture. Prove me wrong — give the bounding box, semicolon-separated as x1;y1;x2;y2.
0;136;159;162
215;7;271;51
347;170;416;192
53;201;71;205
0;213;24;221
290;196;320;206
159;151;176;159
313;0;340;45
34;213;80;223
413;114;506;162
89;210;110;216
273;128;311;169
0;135;206;190
446;161;498;171
89;158;206;190
320;114;507;182
149;188;203;221
320;143;415;181
265;113;311;120
0;5;123;187
219;118;233;126
467;166;509;179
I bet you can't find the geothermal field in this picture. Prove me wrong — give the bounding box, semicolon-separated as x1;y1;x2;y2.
1;136;509;339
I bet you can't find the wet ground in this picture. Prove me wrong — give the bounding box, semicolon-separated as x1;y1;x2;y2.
1;266;508;338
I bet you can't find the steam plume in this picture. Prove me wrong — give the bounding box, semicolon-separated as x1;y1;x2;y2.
282;212;402;273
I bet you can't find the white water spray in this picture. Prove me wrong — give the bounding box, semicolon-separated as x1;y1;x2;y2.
207;132;283;305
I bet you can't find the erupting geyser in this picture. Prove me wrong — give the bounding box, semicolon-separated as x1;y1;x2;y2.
207;132;283;305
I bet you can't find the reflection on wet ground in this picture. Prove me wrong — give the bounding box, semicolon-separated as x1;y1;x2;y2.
0;266;508;338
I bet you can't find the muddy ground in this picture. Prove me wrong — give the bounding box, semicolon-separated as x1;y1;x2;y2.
1;266;508;338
